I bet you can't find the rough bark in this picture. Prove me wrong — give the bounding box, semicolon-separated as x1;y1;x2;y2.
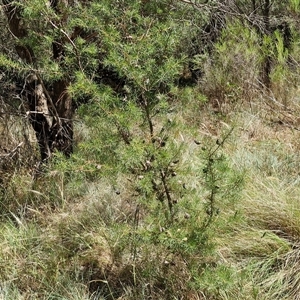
2;0;74;161
26;74;53;161
50;79;73;158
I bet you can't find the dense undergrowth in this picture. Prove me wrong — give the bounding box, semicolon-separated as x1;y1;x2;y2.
2;91;300;299
1;1;300;299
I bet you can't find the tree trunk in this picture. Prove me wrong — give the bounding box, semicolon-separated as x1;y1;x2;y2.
3;0;74;161
51;79;73;158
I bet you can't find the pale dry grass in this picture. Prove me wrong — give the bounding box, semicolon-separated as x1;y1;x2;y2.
210;95;300;299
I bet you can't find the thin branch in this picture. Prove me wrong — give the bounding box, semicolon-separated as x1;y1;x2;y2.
0;142;23;159
47;18;83;71
160;169;173;215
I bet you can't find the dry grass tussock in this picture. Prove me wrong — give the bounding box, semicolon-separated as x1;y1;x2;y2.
0;177;136;299
210;91;300;299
